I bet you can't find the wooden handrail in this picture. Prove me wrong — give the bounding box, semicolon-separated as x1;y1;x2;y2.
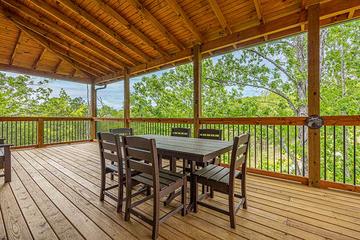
0;116;93;121
130;118;193;123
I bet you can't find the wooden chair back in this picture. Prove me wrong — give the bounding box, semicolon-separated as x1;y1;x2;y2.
229;134;250;187
123;136;160;189
110;128;133;136
97;132;123;173
171;128;191;137
198;129;222;140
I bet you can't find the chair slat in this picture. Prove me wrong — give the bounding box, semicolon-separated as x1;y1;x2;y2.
128;159;153;175
103;152;119;162
127;148;153;162
101;142;118;152
126;136;153;150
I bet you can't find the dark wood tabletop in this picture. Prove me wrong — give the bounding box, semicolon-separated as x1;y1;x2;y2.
138;134;233;163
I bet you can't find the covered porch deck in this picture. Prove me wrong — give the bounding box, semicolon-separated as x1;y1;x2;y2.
1;142;359;240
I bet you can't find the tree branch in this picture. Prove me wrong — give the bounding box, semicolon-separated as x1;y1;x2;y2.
206;77;298;114
246;49;297;84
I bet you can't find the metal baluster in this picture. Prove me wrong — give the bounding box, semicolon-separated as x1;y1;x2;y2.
295;126;297;176
260;125;263;169
287;125;290;174
266;125;269;171
273;125;276;172
354;126;356;186
324;126;327;180
343;126;346;183
333;126;336;182
280;125;283;173
302;126;305;176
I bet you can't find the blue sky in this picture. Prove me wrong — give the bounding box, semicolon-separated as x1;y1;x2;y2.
1;51;260;110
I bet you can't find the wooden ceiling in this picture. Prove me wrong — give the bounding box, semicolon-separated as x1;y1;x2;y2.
0;0;359;85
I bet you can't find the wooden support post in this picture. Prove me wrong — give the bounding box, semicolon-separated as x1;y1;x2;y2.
90;82;97;140
307;4;321;187
124;68;130;128
37;118;44;148
193;44;202;137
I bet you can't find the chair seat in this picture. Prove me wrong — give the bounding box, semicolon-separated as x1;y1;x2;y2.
132;169;185;192
193;164;242;185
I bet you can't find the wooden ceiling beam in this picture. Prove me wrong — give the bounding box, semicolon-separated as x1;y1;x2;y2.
32;47;46;69
6;11;109;76
126;0;185;51
9;30;22;65
207;0;231;35
9;16;99;78
93;0;169;57
57;0;151;63
3;0;122;71
253;0;265;24
9;13;111;74
164;0;202;43
0;63;91;83
27;0;135;67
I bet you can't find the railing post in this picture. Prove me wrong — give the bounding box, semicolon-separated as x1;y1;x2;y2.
193;44;202;137
37;118;44;148
90;82;97;140
307;4;321;187
124;68;130;128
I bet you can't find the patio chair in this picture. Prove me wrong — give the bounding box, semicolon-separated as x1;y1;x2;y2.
160;127;191;172
123;136;187;240
191;133;250;228
97;132;143;212
198;129;222;196
0;138;12;183
109;128;133;180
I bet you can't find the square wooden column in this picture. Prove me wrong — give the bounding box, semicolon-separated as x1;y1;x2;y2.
124;68;130;128
90;82;97;140
307;4;321;187
193;44;202;137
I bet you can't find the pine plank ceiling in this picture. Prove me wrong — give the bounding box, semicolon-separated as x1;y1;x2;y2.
0;0;359;84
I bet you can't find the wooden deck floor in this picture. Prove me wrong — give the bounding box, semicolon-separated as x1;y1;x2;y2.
1;143;360;240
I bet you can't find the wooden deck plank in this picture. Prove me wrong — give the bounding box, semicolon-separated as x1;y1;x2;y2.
9;171;58;240
0;143;359;240
10;156;85;240
0;177;33;240
11;152;112;240
48;143;360;239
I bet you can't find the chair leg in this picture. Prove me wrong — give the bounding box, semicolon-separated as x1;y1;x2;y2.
152;194;160;240
100;168;105;201
192;175;198;213
181;177;187;216
229;193;236;228
241;178;247;209
117;177;123;213
210;187;214;198
125;180;132;221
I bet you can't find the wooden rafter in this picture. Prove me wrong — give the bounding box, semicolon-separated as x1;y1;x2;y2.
164;0;202;43
95;0;360;83
56;0;151;63
32;47;46;69
9;13;107;76
5;8;111;74
92;0;169;57
207;0;231;35
253;0;265;24
54;59;62;73
0;63;91;83
2;0;122;69
126;0;185;50
348;9;355;18
9;30;22;65
26;0;135;67
8;15;99;78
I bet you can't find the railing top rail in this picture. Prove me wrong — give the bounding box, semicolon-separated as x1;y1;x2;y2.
130;118;193;124
93;117;124;122
0;116;93;121
200;117;307;125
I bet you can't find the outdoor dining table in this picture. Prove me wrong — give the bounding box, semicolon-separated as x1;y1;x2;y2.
138;134;233;210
